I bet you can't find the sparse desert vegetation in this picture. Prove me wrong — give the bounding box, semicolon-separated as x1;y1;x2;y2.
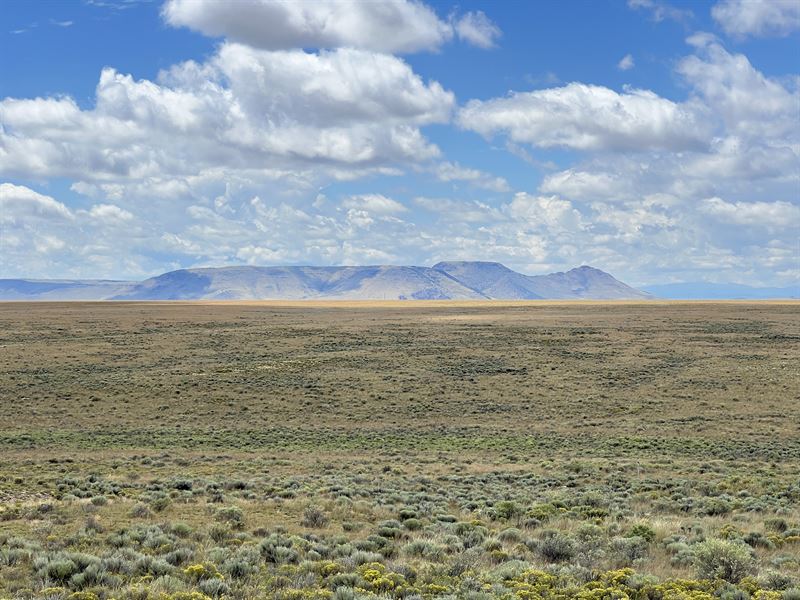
0;301;798;600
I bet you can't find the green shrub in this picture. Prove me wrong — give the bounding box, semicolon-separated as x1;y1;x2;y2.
129;503;151;518
759;570;796;591
628;523;656;543
151;574;188;593
494;501;522;520
765;518;789;533
535;532;576;562
403;540;445;561
45;558;79;582
214;506;244;529
497;528;523;543
693;539;755;583
610;536;649;565
198;577;230;597
150;496;171;512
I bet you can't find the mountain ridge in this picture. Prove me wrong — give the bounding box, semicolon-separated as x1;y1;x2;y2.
2;262;652;300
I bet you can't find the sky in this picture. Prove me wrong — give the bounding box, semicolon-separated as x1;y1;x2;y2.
0;0;798;287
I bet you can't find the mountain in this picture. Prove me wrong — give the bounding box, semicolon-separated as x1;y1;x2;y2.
527;265;652;299
114;265;486;301
642;282;800;300
0;279;135;300
0;262;649;301
431;261;544;299
432;262;651;300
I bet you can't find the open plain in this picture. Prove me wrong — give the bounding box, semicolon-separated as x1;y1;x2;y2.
0;301;798;600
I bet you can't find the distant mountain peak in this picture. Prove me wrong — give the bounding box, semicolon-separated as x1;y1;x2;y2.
432;261;648;300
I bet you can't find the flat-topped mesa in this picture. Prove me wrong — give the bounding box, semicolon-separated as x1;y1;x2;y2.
0;261;652;300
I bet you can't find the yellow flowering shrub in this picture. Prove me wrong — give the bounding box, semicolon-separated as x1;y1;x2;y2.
183;563;223;581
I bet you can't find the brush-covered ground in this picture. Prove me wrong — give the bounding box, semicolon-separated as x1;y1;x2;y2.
0;301;798;600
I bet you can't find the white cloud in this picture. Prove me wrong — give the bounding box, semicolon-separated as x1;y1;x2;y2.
3;179;797;287
163;0;459;53
210;44;453;127
539;169;631;201
236;245;287;264
0;44;454;187
86;203;134;223
71;178;194;201
33;235;66;254
434;161;510;192
0;183;74;222
679;35;799;144
592;201;677;243
458;83;709;151
617;54;635;70
344;209;375;229
627;0;693;23
700;197;800;228
712;0;800;38
507;193;584;231
683;135;799;181
454;11;501;49
414;196;503;223
342;194;408;214
0;184;146;277
528;38;798;206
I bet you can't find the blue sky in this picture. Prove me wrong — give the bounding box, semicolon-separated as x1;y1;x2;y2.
0;0;798;286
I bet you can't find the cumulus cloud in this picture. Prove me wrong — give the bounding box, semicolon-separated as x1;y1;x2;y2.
712;0;800;38
162;0;499;53
210;43;453;126
591;200;677;243
483;36;798;284
0;183;74;222
1;183;141;277
539;169;631;201
86;203;135;223
454;11;501;48
458;83;709;151
700;197;800;228
679;34;799;142
0;44;454;187
4;178;797;287
683;135;799;182
506;193;584;232
526;38;798;205
162;0;450;53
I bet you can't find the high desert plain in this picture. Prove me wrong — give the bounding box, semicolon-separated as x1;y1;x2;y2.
0;300;798;600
